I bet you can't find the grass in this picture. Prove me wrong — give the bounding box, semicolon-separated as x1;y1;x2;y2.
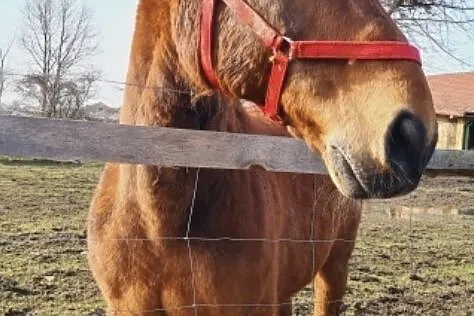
0;159;103;315
0;159;472;315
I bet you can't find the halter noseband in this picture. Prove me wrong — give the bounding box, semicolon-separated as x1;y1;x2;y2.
200;0;422;123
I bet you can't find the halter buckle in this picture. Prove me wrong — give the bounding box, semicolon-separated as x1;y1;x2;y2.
271;36;294;61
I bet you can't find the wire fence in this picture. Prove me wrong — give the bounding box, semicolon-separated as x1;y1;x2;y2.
0;158;472;315
0;73;473;315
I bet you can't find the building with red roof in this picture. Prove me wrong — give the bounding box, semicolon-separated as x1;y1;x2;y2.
427;72;474;150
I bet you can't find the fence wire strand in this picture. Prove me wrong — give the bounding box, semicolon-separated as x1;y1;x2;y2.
310;176;318;308
105;300;348;314
186;168;200;315
2;71;193;95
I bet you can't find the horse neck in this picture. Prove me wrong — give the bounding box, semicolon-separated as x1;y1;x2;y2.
113;1;232;237
115;0;289;238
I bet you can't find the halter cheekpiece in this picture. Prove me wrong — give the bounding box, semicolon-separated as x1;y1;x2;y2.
200;0;422;123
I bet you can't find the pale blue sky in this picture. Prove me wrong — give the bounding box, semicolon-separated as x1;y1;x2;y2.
0;0;473;107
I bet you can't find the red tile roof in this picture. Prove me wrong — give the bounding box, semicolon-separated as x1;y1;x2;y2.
427;72;474;117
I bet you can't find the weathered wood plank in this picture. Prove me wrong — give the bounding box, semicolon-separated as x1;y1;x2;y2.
426;149;474;176
0;115;473;175
0;115;326;174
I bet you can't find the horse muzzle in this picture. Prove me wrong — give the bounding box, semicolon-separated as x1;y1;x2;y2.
323;111;437;199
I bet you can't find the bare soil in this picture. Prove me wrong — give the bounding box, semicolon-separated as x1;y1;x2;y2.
0;160;472;315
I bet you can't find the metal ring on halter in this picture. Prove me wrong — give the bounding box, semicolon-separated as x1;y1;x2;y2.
279;36;294;60
271;35;294;61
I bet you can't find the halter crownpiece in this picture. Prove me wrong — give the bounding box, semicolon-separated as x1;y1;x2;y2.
200;0;422;123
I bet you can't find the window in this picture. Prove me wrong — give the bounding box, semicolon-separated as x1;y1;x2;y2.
464;119;474;150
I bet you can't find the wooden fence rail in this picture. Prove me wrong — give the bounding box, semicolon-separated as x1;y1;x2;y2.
1;115;473;175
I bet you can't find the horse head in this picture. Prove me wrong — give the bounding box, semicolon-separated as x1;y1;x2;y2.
173;0;438;198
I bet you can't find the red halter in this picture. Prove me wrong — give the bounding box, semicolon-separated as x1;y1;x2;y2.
200;0;422;122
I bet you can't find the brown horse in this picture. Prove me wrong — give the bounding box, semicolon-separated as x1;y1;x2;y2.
87;0;437;315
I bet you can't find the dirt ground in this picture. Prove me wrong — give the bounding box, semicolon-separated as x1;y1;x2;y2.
0;159;472;315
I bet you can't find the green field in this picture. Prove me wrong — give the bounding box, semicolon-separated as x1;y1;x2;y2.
0;160;472;315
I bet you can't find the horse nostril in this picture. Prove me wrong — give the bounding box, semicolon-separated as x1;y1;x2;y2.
386;111;427;180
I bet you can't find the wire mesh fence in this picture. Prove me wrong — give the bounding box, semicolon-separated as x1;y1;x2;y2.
0;72;473;315
0;158;472;315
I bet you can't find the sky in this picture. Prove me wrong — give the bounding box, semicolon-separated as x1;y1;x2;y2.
0;0;473;107
0;0;138;107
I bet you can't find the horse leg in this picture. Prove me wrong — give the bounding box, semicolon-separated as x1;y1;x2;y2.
313;241;354;316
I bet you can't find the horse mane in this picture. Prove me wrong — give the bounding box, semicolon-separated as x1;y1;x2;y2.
120;0;286;138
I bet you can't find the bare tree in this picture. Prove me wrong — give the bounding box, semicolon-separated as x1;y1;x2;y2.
0;40;14;106
19;0;99;118
59;71;100;118
383;0;474;65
